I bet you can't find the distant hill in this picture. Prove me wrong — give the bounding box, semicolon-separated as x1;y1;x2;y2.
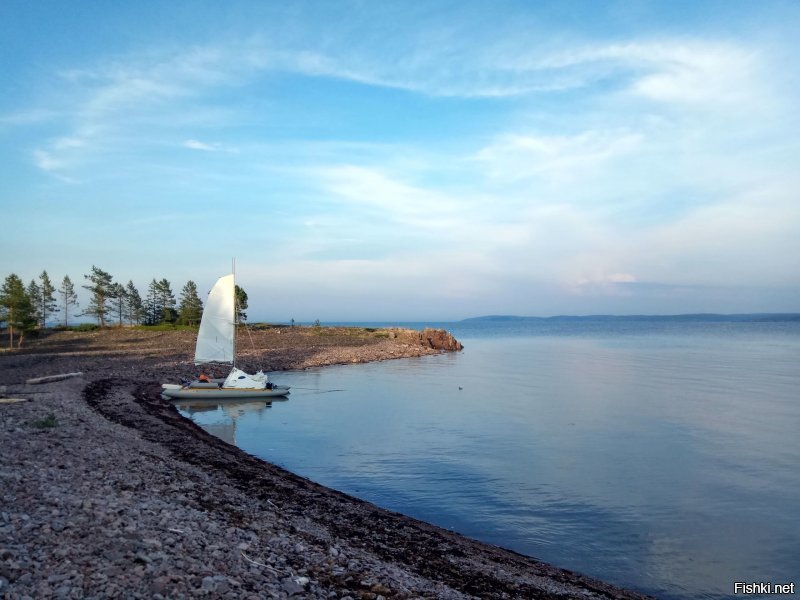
461;313;800;323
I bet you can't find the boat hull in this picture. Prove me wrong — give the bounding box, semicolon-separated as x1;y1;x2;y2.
161;384;290;399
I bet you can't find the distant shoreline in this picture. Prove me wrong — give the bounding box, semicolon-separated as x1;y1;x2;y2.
460;312;800;323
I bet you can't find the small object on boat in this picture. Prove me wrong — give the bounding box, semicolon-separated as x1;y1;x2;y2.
161;273;289;400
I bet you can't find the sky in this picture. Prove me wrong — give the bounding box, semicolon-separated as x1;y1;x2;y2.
1;0;799;321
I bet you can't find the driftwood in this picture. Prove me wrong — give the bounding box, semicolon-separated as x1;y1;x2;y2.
25;372;84;385
0;398;28;404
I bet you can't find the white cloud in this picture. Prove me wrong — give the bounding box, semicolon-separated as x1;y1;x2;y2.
499;40;768;110
12;19;798;315
26;31;780;180
313;165;466;231
184;139;217;151
475;130;643;183
32;149;63;172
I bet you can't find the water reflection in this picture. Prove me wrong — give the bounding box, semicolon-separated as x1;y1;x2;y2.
173;398;288;445
174;327;800;600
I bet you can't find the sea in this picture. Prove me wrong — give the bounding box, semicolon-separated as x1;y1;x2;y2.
175;316;800;600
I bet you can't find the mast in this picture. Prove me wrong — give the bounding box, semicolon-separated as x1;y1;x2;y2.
232;258;236;368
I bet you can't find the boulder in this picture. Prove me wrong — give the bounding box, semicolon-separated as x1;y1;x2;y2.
420;328;463;351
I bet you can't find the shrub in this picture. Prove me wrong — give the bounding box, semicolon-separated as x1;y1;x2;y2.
69;323;99;332
31;413;58;428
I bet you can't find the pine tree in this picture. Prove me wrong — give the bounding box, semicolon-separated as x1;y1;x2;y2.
110;282;127;327
146;279;162;325
178;280;203;326
1;274;36;348
59;275;79;327
157;279;177;323
82;266;114;327
125;281;144;325
26;279;42;328
235;285;248;323
144;278;161;325
38;270;58;327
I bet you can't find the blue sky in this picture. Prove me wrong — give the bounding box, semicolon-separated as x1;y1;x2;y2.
1;0;799;320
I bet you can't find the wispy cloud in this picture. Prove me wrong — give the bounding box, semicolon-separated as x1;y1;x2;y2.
313;165;468;232
26;29;780;180
8;5;799;315
523;41;766;106
32;149;64;172
184;139;216;151
182;138;237;153
475;130;643;183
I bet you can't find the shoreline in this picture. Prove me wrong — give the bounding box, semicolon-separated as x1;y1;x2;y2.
0;328;652;599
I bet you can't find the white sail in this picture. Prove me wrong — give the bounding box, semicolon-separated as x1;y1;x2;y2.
194;274;235;365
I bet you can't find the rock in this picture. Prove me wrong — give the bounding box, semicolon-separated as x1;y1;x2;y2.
201;576;217;592
151;575;172;595
421;328;464;351
370;584;392;595
389;327;463;351
281;577;305;596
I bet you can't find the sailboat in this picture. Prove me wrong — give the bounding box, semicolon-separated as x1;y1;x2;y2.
161;274;290;399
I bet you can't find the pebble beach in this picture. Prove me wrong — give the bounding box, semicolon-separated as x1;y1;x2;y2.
0;327;652;599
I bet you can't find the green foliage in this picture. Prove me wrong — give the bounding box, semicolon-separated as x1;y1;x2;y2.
146;278;177;325
1;273;37;348
158;278;177;323
110;282;127;326
4;269;270;335
247;322;283;330
125;280;144;325
146;279;160;325
59;275;79;327
134;322;196;331
31;413;58;428
26;279;42;327
235;285;248;323
69;323;99;332
178;280;203;326
82;265;114;327
38;271;58;327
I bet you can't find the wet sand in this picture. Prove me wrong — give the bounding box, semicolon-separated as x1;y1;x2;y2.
0;328;652;599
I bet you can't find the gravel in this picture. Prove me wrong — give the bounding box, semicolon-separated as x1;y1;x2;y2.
0;330;651;599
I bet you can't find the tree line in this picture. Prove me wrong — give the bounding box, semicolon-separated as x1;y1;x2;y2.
0;266;245;349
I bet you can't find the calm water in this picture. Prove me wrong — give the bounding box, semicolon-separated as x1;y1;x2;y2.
176;320;800;599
